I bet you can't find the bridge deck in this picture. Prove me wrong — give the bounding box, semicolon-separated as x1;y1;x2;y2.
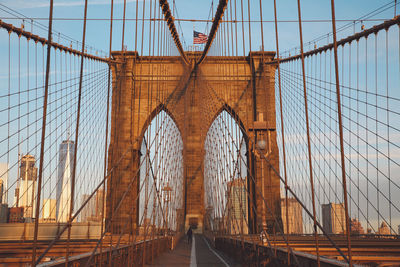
146;234;239;267
216;235;400;266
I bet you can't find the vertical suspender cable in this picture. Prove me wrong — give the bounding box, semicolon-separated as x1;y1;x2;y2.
32;1;54;265
99;0;114;265
258;0;264;56
7;31;11;211
385;29;391;232
273;0;291;264
26;38;30;155
240;0;245;55
329;0;353;265
247;0;252;54
121;0;127;51
295;0;321;266
65;0;89;264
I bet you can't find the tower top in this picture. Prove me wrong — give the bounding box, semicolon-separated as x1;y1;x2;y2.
61;139;75;145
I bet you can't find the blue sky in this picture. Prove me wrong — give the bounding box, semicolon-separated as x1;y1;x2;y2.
0;0;399;230
0;0;398;56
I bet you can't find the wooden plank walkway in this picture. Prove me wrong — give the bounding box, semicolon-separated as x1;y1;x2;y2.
146;234;239;267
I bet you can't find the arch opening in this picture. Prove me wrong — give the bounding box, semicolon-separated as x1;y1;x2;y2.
138;110;184;234
204;109;250;235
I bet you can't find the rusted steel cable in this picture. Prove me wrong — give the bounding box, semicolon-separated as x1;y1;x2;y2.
273;0;291;264
159;0;189;65
269;15;400;64
0;19;110;63
296;0;321;265
65;0;89;264
204;71;353;262
34;144;131;265
121;0;126;51
330;0;353;265
99;0;114;266
196;0;228;65
31;1;54;266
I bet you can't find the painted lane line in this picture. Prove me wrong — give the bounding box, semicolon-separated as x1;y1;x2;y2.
190;235;197;267
202;236;230;267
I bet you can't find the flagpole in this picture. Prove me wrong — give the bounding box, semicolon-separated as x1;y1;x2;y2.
193;23;195;52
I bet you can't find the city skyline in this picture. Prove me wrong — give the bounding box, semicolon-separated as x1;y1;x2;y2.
16;154;37;220
56;139;75;222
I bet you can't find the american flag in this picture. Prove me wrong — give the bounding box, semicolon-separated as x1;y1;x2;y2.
193;31;208;44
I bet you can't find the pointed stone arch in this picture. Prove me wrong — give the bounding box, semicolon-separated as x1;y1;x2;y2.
107;51;282;234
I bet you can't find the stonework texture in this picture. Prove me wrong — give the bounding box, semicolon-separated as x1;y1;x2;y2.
107;51;282;234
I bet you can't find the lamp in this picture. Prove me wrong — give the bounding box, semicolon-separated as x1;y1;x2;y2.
249;113;276;234
256;138;267;151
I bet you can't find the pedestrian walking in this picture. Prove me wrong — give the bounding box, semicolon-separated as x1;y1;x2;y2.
187;226;193;244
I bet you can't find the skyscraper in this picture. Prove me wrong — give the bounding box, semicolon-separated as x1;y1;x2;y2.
42;199;56;222
56;140;75;222
322;203;345;234
95;189;105;220
281;198;303;234
0;163;8;204
80;190;105;222
226;178;248;234
18;155;37;219
80;194;95;222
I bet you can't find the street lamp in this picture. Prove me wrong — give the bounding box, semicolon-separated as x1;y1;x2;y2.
249;113;275;233
256;135;267;151
162;184;172;236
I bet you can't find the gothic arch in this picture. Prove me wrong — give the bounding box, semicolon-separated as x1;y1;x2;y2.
138;104;183;147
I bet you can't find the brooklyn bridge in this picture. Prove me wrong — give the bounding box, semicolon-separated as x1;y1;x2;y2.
0;0;399;266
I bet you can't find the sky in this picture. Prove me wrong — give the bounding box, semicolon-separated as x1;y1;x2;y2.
0;0;398;56
0;0;399;231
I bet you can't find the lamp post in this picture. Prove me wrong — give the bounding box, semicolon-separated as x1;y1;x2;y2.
162;184;172;236
250;113;275;234
256;131;268;233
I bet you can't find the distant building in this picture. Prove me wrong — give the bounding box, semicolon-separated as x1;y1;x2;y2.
95;189;105;220
0;163;8;204
350;218;364;234
377;222;390;235
322;203;345;234
281;198;303;234
42;199;56;222
226;178;248;234
18;155;37;220
398;225;400;235
80;194;95;222
8;207;24;223
56;140;75;222
0;180;4;206
81;189;105;223
0;204;8;223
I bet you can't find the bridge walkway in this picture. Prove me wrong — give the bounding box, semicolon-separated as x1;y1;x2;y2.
145;234;239;267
